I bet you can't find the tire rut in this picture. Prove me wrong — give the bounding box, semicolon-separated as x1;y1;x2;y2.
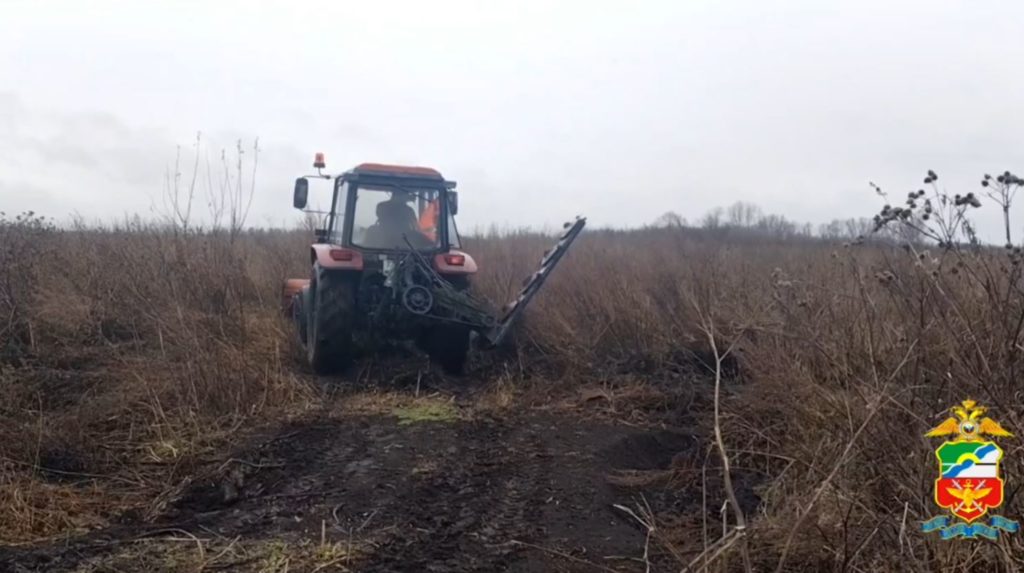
357;417;551;572
0;410;678;572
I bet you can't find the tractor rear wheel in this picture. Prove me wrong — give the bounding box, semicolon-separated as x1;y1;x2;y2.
307;267;356;375
292;288;309;348
424;275;472;375
425;324;471;376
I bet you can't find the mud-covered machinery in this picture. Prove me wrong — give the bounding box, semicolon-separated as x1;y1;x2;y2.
282;155;585;375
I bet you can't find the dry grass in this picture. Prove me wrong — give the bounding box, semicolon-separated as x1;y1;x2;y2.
0;216;318;543
4;170;1024;571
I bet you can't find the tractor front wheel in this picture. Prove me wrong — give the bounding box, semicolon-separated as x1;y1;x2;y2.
306;267;356;375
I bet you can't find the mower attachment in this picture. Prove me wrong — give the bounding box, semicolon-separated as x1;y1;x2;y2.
482;217;587;347
390;217;586;349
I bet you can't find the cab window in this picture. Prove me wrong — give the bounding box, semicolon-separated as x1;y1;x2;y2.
350;184;441;250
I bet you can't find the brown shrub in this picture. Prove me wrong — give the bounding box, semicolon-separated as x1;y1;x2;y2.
0;218;315;542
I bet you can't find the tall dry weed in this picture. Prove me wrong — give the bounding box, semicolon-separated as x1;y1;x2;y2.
3;169;1024;572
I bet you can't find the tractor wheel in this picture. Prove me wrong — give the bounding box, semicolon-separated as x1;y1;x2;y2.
306;267;356;375
426;324;471;376
423;275;472;375
292;288;309;348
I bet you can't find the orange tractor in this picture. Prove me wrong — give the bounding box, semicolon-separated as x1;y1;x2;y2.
282;155;585;375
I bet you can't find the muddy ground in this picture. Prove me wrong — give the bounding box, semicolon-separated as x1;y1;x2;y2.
0;367;750;572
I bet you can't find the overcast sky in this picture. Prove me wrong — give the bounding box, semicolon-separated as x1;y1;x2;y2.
2;0;1023;238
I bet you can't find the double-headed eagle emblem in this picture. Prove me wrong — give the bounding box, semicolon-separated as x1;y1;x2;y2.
925;399;1013;442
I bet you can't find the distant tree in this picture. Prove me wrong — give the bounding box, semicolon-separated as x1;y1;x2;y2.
755;214;798;238
844;218;874;239
726;201;763;227
818;220;843;239
818;217;874;240
654;211;687;228
701;207;724;229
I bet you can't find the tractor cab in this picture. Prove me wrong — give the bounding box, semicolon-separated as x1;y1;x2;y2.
294;157;462;256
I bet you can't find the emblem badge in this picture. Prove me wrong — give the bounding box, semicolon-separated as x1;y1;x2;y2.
922;400;1019;539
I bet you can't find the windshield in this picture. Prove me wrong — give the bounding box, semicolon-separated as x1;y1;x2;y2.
351;184;443;250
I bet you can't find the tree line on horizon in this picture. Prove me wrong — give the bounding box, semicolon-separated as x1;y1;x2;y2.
653;200;920;243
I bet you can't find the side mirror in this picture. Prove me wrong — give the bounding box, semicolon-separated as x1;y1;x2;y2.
293;178;309;209
447;191;459;215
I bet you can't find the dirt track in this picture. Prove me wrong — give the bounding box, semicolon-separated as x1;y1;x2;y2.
1;381;713;572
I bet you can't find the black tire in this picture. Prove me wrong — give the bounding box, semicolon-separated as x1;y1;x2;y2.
286;290;309;363
428;274;473;375
293;289;309;348
443;275;471;292
307;266;356;375
426;324;471;376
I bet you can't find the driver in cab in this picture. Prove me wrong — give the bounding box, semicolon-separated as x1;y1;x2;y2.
364;191;435;249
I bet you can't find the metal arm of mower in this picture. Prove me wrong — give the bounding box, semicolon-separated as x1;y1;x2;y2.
484;217;586;347
395;216;587;348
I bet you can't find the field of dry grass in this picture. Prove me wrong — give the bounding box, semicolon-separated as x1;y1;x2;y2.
3;175;1024;571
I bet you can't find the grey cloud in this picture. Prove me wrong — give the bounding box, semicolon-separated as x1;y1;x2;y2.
1;1;1023;241
0;178;60;218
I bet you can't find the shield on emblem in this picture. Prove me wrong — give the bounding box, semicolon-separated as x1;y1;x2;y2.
934;441;1005;523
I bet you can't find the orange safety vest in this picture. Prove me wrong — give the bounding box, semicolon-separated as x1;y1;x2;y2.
419;199;439;241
